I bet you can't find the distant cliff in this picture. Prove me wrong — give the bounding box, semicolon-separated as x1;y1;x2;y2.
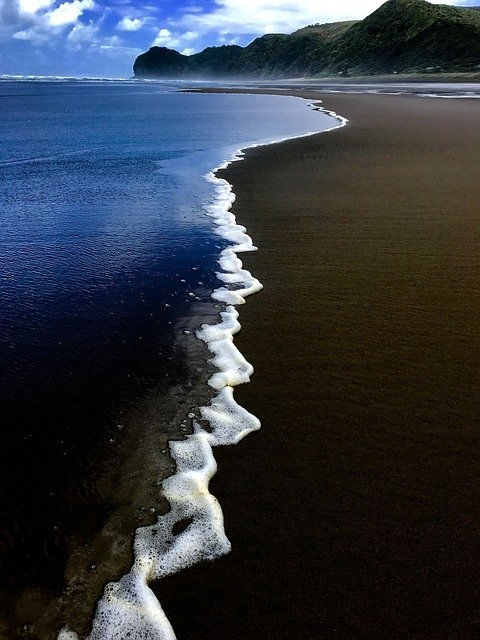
133;0;480;78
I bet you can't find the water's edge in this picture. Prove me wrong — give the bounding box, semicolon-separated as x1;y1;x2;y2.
59;97;348;640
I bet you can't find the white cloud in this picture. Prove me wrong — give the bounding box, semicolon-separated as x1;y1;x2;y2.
152;27;179;47
13;27;49;40
179;4;203;13
3;0;97;49
67;21;97;41
182;30;197;41
151;27;201;50
12;29;29;39
66;24;128;54
103;34;121;45
18;0;54;15
47;0;94;27
90;41;142;60
218;34;240;44
117;16;143;31
173;0;469;39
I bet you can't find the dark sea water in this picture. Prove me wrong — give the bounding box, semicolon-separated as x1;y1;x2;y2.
0;80;335;637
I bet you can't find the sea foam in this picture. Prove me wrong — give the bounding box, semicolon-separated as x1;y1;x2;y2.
60;97;347;640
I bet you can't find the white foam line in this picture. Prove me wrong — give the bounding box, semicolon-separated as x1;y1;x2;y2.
417;93;480;99
59;97;347;640
312;88;480;99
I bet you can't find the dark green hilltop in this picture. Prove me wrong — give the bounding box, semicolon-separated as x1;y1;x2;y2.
133;0;480;78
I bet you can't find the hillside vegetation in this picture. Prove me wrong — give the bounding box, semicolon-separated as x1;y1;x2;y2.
133;0;480;78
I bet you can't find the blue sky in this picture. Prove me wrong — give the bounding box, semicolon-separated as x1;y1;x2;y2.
0;0;476;77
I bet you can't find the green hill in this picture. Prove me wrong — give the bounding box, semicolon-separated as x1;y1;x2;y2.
323;0;480;74
133;0;480;78
292;21;358;41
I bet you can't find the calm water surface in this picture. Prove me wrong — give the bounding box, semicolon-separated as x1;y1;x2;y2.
0;80;334;634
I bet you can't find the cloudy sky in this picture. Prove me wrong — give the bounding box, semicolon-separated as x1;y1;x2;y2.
0;0;476;77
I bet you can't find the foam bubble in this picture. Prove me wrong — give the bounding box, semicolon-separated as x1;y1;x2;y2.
87;572;176;640
58;631;79;640
132;431;231;580
197;308;252;389
199;387;260;446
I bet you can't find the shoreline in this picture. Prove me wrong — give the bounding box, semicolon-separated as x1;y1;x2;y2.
151;90;480;639
6;313;219;639
64;95;342;639
3;89;339;640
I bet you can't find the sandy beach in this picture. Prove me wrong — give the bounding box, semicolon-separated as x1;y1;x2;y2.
153;91;480;639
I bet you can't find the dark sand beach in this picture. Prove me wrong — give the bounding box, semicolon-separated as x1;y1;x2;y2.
154;91;480;639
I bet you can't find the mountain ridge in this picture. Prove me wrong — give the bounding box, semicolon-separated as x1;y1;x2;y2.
133;0;480;78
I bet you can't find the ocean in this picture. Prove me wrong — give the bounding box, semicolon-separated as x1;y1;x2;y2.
0;80;339;639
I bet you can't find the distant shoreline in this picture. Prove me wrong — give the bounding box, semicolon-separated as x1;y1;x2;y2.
3;73;480;85
141;72;480;84
273;71;480;83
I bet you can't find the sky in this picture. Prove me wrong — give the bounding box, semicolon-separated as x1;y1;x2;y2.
0;0;477;77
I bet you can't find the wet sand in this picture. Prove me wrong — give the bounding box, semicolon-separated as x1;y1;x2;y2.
154;92;480;639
